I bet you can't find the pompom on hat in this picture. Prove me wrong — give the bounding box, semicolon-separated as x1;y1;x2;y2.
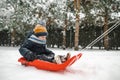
33;24;48;37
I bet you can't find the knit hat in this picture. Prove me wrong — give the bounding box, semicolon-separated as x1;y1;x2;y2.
33;24;48;37
39;20;46;27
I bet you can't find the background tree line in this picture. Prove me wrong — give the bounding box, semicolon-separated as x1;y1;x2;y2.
0;0;120;50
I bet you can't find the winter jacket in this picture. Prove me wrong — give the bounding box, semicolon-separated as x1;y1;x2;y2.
19;34;55;62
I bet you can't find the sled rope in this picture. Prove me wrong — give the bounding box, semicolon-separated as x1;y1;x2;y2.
80;20;120;51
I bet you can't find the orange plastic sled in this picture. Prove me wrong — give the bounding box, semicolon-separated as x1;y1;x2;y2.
18;53;82;71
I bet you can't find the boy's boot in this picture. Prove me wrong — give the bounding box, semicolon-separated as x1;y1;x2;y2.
60;53;71;63
65;53;71;60
53;53;71;64
54;55;62;64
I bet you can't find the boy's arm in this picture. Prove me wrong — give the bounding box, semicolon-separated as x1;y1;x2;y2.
19;40;36;61
44;48;55;59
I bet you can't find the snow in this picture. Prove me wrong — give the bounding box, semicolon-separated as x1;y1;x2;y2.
0;47;120;80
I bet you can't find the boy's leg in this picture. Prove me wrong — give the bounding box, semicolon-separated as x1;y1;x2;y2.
37;54;54;62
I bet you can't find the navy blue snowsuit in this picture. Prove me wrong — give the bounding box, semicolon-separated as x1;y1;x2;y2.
19;34;55;62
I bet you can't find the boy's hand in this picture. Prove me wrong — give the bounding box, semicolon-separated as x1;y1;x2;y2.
25;51;36;61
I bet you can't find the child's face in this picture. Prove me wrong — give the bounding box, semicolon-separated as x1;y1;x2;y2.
38;36;46;40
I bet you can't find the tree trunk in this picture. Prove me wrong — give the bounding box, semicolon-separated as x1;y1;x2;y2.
62;0;69;50
74;0;80;50
74;14;80;50
11;28;16;46
103;7;109;50
62;19;67;50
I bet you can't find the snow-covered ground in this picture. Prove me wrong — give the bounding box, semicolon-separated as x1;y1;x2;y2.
0;47;120;80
